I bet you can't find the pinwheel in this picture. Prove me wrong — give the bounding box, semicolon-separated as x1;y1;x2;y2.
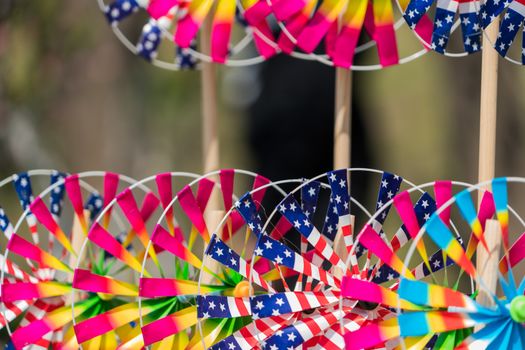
479;0;525;64
342;178;525;349
0;171;156;349
98;0;279;68
134;169;290;348
194;168;455;349
243;0;433;68
400;0;484;55
67;171;208;349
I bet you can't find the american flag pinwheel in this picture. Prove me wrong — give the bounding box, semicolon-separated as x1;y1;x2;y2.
195;168;449;349
136;169;289;348
401;0;483;55
342;178;525;349
0;171;158;349
98;0;279;69
479;0;525;64
68;171;208;349
241;0;432;68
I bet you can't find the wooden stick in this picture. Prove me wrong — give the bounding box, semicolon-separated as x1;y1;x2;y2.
200;14;219;175
475;220;502;312
333;66;352;261
333;67;352;170
199;13;225;285
477;18;500;195
476;17;500;311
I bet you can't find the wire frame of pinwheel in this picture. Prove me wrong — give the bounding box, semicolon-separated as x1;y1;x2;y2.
199;168;422;349
478;0;525;64
237;0;431;70
136;169;287;348
69;171;205;349
98;0;282;69
342;178;525;349
0;171;150;350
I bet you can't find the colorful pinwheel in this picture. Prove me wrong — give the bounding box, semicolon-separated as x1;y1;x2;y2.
69;171;205;349
401;0;483;55
254;0;432;68
99;0;278;68
343;178;525;349
136;169;284;348
0;171;155;349
480;0;525;64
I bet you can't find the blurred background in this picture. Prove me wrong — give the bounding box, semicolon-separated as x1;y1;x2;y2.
1;0;525;186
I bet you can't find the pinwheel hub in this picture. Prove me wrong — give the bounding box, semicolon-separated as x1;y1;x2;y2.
233;281;251;298
510;295;525;323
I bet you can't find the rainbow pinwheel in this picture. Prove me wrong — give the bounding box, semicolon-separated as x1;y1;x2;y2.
343;178;525;349
479;0;525;64
69;171;208;349
401;0;483;54
196;169;460;349
135;169;286;348
0;171;157;349
100;0;278;67
252;0;433;67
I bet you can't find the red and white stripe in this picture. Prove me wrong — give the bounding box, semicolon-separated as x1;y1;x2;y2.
389;226;409;253
0;255;37;283
227;297;252;317
18;298;63;349
312;312;369;349
293;255;337;287
238;256;275;292
232;315;291;349
308;226;349;273
290;308;346;343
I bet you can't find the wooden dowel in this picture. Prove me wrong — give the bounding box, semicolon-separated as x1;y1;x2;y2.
475;220;502;312
333;64;352;269
476;17;500;313
333;68;352;170
477;18;499;195
199;12;222;280
200;13;219;175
